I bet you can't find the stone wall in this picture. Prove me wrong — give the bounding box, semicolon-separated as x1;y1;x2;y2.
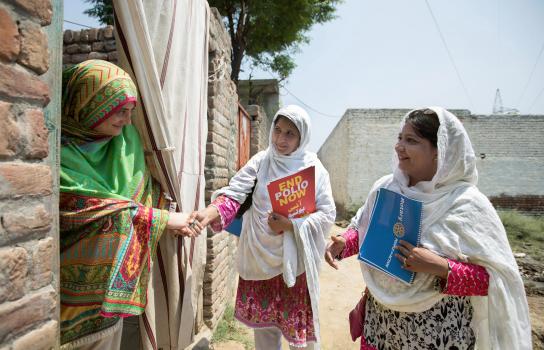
203;7;240;329
63;25;117;66
0;0;60;349
318;109;544;217
245;104;269;156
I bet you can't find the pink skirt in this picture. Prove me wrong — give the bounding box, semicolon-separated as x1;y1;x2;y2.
234;273;316;346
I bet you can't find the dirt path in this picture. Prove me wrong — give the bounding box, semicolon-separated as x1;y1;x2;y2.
212;225;544;349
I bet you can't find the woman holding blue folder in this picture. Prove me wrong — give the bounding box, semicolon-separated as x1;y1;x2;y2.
197;105;336;349
325;107;531;350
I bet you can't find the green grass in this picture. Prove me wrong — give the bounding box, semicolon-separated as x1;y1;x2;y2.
211;304;254;350
499;210;544;262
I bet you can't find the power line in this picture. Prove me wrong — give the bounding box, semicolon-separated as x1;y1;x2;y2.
516;40;544;110
261;68;342;118
528;84;544;113
424;0;474;110
279;84;342;118
64;19;93;29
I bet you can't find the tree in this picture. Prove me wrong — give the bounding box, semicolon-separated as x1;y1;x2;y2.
209;0;341;84
83;0;341;85
84;0;113;25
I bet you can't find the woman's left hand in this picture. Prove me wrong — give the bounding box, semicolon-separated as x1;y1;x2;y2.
395;240;449;279
267;212;293;234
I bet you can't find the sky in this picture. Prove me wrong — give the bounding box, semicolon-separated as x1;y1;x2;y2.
64;0;544;152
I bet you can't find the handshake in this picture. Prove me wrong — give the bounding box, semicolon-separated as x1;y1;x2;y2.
166;204;295;237
166;205;221;237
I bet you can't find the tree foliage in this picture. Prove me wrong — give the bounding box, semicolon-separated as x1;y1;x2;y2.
84;0;113;25
209;0;341;84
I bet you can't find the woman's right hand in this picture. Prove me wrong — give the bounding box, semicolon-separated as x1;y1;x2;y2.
194;206;220;227
324;234;347;270
167;212;204;237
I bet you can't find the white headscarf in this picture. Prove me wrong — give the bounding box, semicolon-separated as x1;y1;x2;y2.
351;107;531;349
213;105;336;347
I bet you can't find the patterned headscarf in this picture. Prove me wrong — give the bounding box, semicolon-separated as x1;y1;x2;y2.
61;59;138;142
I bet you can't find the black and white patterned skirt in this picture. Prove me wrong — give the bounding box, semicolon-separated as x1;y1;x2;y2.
363;294;476;350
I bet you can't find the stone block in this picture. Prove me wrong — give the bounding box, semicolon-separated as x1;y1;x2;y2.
64;43;79;54
88;51;108;60
0;8;20;62
72;53;89;63
0;102;20;158
104;40;117;52
22;108;48;159
0;63;50;106
0;203;50;233
12;0;52;25
0;247;28;303
12;320;57;350
79;29;89;43
88;28;99;42
1;203;51;243
71;30;80;43
62;54;72;65
0;287;56;341
30;237;53;290
206;143;227;158
107;51;118;62
205;154;227;168
91;41;104;52
204;167;228;179
101;26;114;40
63;30;73;44
71;53;89;64
18;21;49;74
78;44;92;53
205;178;228;191
0;163;52;198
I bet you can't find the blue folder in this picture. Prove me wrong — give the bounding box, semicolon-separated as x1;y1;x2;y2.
225;217;243;237
358;187;423;284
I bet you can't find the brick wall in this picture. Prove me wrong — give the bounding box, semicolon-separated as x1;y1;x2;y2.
0;0;59;349
203;7;239;329
319;109;544;218
63;25;117;66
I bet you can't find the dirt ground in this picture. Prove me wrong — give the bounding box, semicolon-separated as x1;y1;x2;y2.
212;225;544;350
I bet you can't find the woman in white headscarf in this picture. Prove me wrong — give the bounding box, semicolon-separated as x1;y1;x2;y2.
197;105;336;349
325;107;531;350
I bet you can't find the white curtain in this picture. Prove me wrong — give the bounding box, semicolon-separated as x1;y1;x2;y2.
112;1;210;349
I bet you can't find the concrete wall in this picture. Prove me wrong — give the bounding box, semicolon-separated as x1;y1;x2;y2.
319;108;544;217
0;0;61;348
246;104;269;157
318;113;350;217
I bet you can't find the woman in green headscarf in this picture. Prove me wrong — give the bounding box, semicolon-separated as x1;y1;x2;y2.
59;60;201;349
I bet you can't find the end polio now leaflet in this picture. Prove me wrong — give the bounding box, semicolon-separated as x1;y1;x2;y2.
226;166;316;236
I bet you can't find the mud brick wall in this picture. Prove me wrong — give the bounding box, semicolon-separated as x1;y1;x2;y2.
203;7;239;330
